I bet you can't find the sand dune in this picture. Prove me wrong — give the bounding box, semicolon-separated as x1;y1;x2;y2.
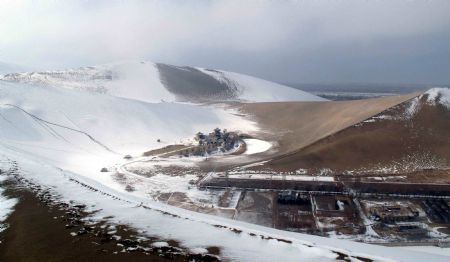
239;92;421;156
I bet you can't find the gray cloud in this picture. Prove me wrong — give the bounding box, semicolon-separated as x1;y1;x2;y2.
0;0;449;85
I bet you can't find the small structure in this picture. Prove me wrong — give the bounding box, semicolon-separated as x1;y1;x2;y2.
195;132;205;141
369;205;419;223
278;191;310;205
312;195;356;218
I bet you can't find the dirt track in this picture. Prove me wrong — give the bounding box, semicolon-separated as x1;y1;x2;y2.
200;178;450;197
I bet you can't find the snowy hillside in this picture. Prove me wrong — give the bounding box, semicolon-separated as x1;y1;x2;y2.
196;67;325;102
0;62;174;103
0;80;257;176
0;61;326;103
423;87;450;108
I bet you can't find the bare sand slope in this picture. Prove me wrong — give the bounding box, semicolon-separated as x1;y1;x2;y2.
265;100;450;172
238;92;421;156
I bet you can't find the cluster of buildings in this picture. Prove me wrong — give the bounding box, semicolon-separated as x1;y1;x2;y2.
195;128;239;151
178;128;240;157
195;128;239;150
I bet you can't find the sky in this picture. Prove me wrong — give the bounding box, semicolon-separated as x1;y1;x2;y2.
0;0;449;85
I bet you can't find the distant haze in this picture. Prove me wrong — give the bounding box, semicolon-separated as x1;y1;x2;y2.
285;83;428;94
1;0;449;86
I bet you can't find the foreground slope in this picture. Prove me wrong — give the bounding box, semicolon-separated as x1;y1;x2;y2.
0;61;325;103
2;150;447;261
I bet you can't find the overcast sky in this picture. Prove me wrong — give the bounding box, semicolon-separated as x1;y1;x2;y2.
1;0;449;85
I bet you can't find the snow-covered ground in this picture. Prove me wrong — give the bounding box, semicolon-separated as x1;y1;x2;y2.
118;156;216;204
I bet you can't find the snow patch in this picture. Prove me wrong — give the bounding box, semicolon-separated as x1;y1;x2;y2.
0;175;18;233
189;247;208;254
243;139;272;155
152;241;169;248
424;87;450;108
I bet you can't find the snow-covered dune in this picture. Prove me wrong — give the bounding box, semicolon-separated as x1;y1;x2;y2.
0;61;325;103
0;80;256;176
0;62;174;103
197;67;326;102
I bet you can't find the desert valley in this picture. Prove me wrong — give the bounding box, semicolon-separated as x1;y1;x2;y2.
0;61;449;261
